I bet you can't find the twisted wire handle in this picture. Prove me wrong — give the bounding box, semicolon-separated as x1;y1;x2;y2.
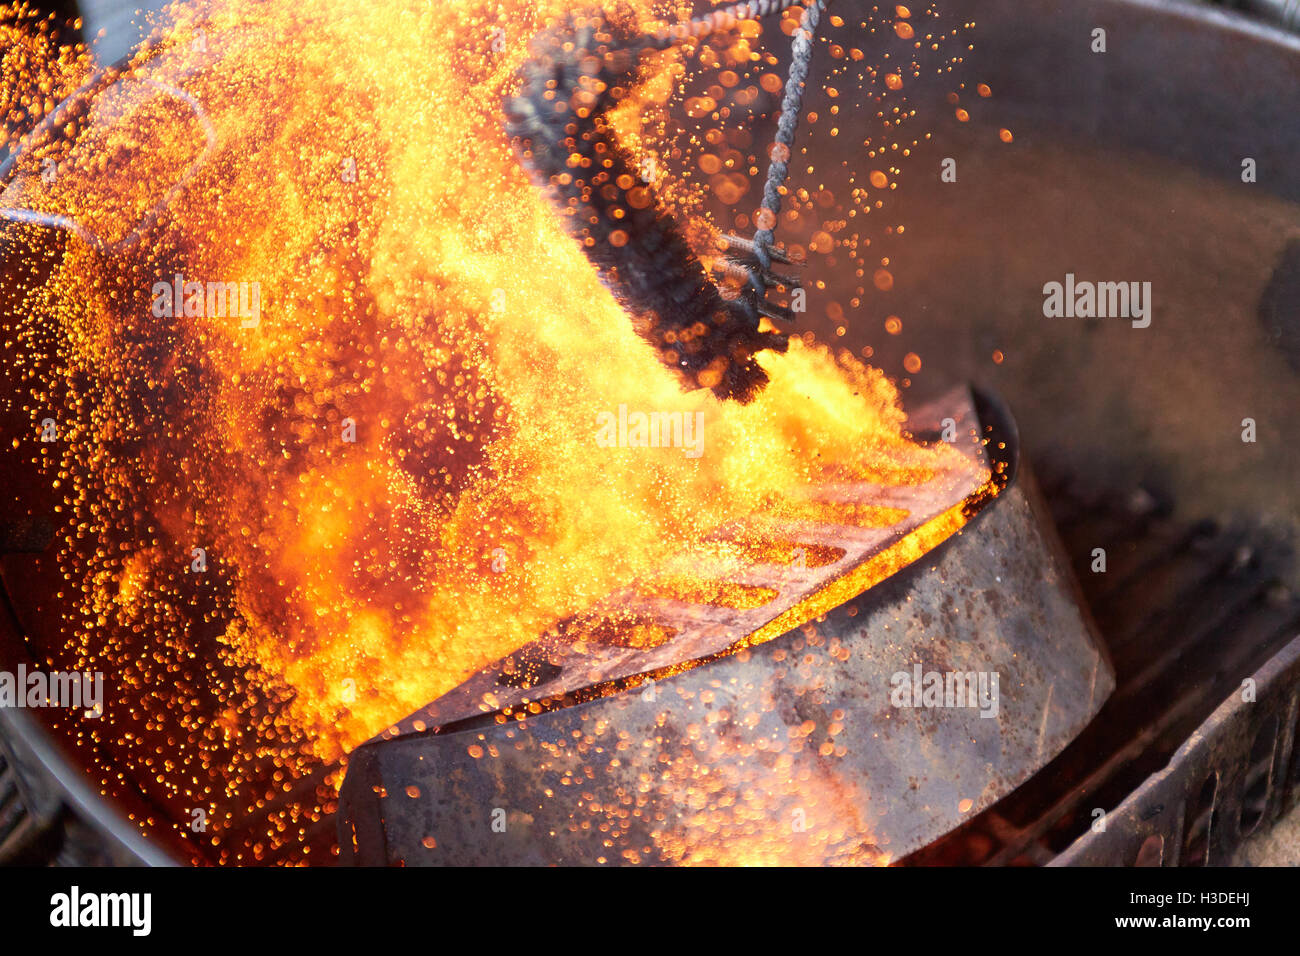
649;1;830;320
752;0;824;270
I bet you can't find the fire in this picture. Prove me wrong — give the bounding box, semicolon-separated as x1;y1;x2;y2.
1;0;979;862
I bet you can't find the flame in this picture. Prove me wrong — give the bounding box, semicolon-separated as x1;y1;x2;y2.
1;0;977;862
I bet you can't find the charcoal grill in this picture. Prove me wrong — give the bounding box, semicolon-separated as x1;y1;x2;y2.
3;0;1300;866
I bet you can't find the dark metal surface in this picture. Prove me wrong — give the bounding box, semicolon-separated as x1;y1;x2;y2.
1228;0;1300;32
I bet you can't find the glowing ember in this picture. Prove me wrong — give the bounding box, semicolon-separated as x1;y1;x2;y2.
0;0;982;863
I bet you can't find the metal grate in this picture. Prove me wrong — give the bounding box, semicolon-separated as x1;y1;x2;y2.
1052;634;1300;865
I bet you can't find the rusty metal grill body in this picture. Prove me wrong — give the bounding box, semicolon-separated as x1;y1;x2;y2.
338;391;1115;864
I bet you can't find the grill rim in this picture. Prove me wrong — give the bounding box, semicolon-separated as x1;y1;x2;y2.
0;704;178;866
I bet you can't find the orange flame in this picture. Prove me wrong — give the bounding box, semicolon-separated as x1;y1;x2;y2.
2;0;972;862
